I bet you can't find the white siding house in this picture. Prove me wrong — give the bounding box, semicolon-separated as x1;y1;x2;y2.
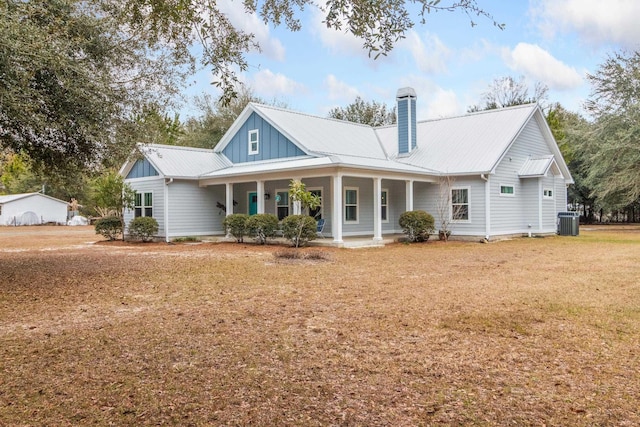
120;88;573;244
0;193;69;226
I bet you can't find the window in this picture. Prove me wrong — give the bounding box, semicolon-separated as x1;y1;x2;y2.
381;189;388;222
248;129;259;155
500;185;514;196
308;188;323;219
344;187;358;223
276;190;289;220
543;188;554;199
451;188;469;221
134;192;153;217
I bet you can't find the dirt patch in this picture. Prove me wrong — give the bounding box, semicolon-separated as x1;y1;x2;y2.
1;225;639;425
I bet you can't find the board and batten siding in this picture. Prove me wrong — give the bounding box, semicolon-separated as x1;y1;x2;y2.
124;178;165;236
167;181;225;237
222;112;305;163
126;158;159;179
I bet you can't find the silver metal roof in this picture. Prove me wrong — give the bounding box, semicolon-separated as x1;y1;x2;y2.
518;155;556;177
136;144;231;178
382;104;539;174
0;193;69;205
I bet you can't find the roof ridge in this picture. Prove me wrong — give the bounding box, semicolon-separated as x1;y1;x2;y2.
138;143;216;153
251;102;375;129
416;102;538;125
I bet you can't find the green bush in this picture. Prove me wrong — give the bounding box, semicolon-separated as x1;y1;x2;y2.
399;210;435;242
245;213;279;244
94;216;123;241
128;216;159;242
282;215;318;248
223;213;249;243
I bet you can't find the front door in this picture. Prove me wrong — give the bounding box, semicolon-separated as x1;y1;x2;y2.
248;192;258;215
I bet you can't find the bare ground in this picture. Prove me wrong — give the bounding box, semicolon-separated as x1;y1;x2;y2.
1;225;639;426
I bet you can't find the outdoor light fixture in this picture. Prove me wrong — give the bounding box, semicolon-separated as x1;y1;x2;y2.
264;192;271;200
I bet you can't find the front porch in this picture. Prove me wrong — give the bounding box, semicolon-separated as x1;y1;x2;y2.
201;233;407;248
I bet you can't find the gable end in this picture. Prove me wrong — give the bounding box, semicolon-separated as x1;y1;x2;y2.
126;158;159;179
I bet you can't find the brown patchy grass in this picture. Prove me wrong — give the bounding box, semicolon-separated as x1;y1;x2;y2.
1;225;639;426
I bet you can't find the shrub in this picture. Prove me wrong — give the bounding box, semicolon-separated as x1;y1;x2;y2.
399;210;435;242
223;214;249;243
282;215;318;247
94;216;123;241
172;236;200;243
245;213;279;244
128;216;159;242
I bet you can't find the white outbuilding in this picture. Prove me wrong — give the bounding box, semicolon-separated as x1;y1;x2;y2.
0;193;69;226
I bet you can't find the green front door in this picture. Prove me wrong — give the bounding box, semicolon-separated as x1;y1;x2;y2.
248;192;258;215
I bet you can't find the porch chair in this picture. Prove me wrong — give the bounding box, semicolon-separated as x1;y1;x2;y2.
316;218;326;238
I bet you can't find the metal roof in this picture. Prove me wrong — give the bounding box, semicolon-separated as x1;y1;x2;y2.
136;144;231;178
518;155;556;177
380;104;538;174
0;193;69;205
247;104;387;159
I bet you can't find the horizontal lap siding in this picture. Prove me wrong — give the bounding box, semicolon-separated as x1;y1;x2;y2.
342;177;373;235
383;179;405;233
168;181;224;236
124;178;165;236
492;119;560;234
542;176;557;231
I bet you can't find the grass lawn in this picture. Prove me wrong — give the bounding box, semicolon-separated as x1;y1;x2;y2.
1;225;639;426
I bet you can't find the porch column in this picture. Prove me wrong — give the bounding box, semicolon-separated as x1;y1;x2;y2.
373;177;382;241
405;180;414;211
225;183;234;216
332;174;343;243
292;176;302;214
257;180;265;214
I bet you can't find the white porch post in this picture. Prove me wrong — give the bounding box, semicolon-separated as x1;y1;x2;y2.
257;180;265;214
332;174;343;243
405;180;414;211
225;183;234;216
373;177;382;241
292;177;302;214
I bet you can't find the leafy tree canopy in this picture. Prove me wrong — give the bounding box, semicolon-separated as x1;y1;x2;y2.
581;51;640;209
467;76;548;112
328;96;396;126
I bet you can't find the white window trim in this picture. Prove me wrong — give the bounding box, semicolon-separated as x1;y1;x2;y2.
543;188;554;200
344;186;359;224
275;188;291;219
451;186;471;223
248;129;259;155
381;188;389;223
134;191;153;217
499;184;515;197
307;186;324;219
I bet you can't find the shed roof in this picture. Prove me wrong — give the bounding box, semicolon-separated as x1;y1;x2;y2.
0;193;69;205
518;155;556;177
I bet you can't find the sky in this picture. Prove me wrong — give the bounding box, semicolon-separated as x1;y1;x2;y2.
179;0;640;120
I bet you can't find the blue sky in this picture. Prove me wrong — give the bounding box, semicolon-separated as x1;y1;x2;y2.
180;0;640;120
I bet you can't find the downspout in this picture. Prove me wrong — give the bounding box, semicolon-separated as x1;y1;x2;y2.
481;174;490;240
164;178;173;243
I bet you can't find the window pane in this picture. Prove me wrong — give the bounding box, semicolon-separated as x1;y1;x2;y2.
345;189;357;205
135;193;142;206
276;191;288;206
144;193;152;206
145;208;153;217
381;206;387;221
381;191;387;205
452;189;468;204
134;207;142;217
501;186;513;194
345;205;357;221
453;205;469;220
277;206;289;221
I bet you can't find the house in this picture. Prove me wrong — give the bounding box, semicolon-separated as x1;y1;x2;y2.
0;193;69;226
119;88;573;244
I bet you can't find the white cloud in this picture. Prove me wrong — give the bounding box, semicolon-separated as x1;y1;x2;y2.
216;0;285;61
309;9;366;56
398;76;463;119
324;75;360;102
401;31;451;74
533;0;640;48
249;69;306;97
503;43;583;90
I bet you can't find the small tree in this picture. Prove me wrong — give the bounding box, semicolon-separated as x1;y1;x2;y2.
223;213;248;242
92;171;136;240
128;217;159;242
245;213;279;245
436;176;454;241
95;216;123;241
282;215;317;248
288;180;322;246
399;210;435;242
